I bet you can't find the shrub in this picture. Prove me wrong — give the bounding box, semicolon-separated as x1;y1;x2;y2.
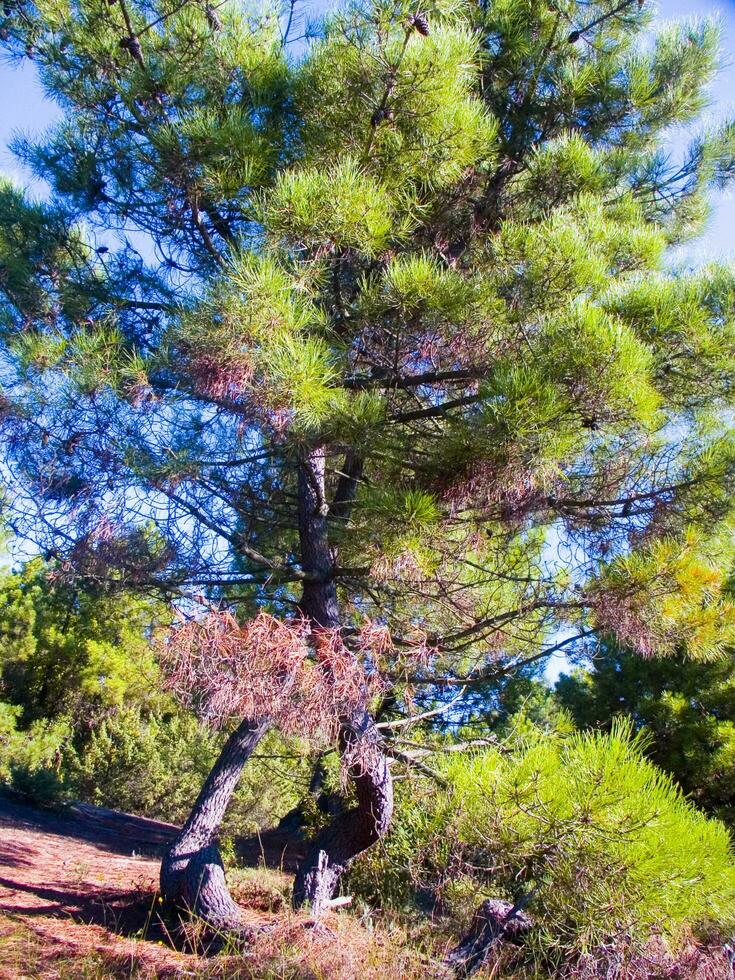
0;700;71;805
0;559;167;725
0;700;310;837
556;641;735;826
350;721;735;972
66;709;311;836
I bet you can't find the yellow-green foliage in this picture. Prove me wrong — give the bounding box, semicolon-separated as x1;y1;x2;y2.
592;527;735;660
491;195;667;314
602;266;735;409
296;10;497;189
0;558;164;720
262;158;404;257
0;700;71;803
518;134;608;214
351;723;735;968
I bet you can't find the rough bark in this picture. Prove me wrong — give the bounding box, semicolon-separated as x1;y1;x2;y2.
160;716;269;931
292;706;393;914
444;898;533;977
292;446;394;914
296;446;340;629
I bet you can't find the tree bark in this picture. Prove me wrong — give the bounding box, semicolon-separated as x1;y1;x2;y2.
292;706;393;914
160;716;269;931
292;446;394;914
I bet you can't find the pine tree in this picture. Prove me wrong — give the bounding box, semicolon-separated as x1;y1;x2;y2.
1;0;735;928
557;639;735;825
0;555;166;724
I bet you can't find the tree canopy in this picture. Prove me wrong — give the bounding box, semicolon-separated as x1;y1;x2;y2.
2;0;735;936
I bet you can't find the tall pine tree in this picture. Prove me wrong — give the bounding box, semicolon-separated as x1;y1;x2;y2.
2;0;735;926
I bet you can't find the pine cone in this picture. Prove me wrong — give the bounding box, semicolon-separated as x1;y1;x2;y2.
371;107;395;127
205;5;222;31
567;29;581;44
119;34;143;62
409;12;430;36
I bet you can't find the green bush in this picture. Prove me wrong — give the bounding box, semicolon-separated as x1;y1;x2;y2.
350;721;735;971
0;698;309;836
0;557;311;835
556;641;735;825
0;700;71;805
67;708;219;824
67;709;310;836
0;559;167;724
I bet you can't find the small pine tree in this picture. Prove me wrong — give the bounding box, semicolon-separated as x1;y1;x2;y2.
1;0;735;926
351;722;735;974
557;638;735;825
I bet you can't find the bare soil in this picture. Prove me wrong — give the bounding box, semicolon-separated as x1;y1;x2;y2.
0;795;198;977
0;795;432;979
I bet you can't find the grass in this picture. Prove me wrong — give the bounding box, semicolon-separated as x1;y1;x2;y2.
0;913;153;979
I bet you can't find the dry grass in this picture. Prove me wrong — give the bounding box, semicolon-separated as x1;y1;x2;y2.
0;906;438;980
4;796;724;979
0;796;439;979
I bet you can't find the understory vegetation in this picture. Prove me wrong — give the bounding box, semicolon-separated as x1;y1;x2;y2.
3;557;735;976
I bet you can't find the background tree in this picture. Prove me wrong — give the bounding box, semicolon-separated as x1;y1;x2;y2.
557;638;735;825
0;555;165;724
0;544;311;834
1;0;735;930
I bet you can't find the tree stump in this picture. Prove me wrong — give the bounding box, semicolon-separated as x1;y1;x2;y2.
444;898;533;978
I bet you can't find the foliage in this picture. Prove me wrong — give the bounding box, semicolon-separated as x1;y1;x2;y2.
0;699;71;804
350;723;735;972
589;528;735;659
68;711;309;835
0;694;309;835
0;555;309;832
556;640;735;826
0;558;166;724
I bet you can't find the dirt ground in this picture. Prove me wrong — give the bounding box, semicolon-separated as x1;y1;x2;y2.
0;796;429;980
0;795;200;977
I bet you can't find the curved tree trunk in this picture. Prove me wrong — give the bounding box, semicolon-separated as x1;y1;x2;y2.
292;446;394;914
160;716;269;931
292;706;393;914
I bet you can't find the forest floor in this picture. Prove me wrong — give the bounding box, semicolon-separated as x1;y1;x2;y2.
0;796;437;979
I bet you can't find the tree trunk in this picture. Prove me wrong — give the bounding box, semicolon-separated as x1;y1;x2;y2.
291;446;394;913
292;706;393;914
160;716;269;931
445;898;533;977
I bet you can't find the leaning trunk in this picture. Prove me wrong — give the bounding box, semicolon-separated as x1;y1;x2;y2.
292;706;393;913
292;446;394;914
160;716;268;931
